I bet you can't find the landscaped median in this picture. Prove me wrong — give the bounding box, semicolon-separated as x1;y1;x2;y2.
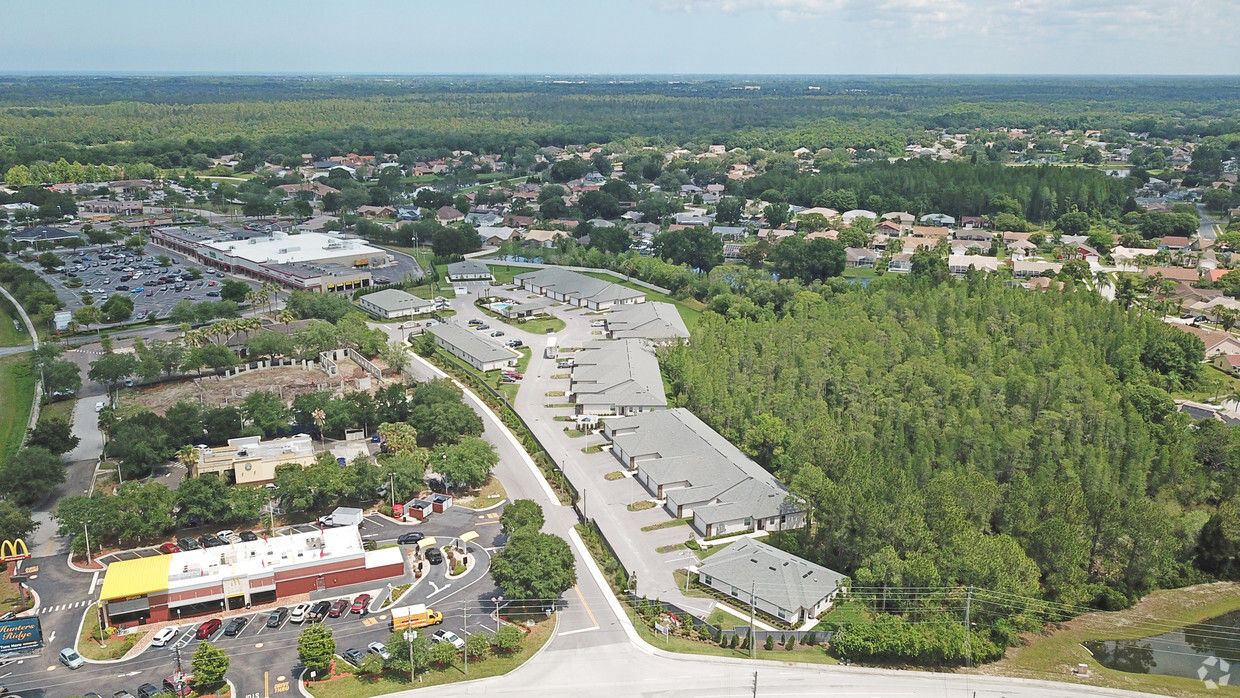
304;618;555;698
77;603;145;661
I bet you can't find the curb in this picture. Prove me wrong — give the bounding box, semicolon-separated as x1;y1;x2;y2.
14;585;41;618
67;550;106;573
409;353;559;503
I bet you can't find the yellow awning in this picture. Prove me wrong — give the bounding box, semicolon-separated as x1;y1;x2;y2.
100;555;172;601
417;537;438;550
460;531;479;543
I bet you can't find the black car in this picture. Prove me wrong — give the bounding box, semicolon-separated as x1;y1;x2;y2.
176;537;202;551
200;535;226;548
307;600;332;622
237;530;258;542
136;684;161;698
398;531;426;545
224;616;249;636
266;607;289;628
425;547;444;565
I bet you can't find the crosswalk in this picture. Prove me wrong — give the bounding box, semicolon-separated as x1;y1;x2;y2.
31;599;92;615
70;349;106;356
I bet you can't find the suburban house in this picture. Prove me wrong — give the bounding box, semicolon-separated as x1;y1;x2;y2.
900;236;942;254
840;209;878;225
948;255;1001;274
356;205;395;219
523;229;567;248
1111;246;1159;265
358;289;434;319
696;539;847;625
446;260;494;282
920;213;956;226
603;408;806;538
477;226;520;246
11;225;80;245
844;248;878;268
604;302;690;344
427;323;519;371
569;339;667;416
1213;353;1240;377
435;206;465;223
798;206;840;220
1159;236;1193;252
1012;260;1063;279
911;225;952;239
881;211;915;225
515;267;646;310
1176;324;1240;357
1187;296;1240;322
1142;266;1200;284
956;229;994;244
886;253;913;273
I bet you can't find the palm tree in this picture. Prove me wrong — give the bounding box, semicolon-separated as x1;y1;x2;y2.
1093;270;1113;292
176;445;199;470
312;408;326;446
278;309;296;334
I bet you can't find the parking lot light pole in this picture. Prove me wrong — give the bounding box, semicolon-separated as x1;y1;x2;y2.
83;521;92;566
491;595;503;632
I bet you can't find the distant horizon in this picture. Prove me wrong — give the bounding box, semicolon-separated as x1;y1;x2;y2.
3;1;1236;75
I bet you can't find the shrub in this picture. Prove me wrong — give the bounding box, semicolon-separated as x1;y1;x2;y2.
785;634;796;650
729;634;739;649
764;635;775;650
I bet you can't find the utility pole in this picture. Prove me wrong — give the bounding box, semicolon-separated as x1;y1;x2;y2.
174;643;184;677
83;522;92;566
749;581;757;660
752;670;758;698
463;601;469;675
964;585;973;670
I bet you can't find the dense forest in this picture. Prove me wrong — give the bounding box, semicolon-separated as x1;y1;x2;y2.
660;274;1238;659
2;75;1240;171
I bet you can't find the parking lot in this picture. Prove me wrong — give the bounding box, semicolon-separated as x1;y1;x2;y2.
15;243;257;321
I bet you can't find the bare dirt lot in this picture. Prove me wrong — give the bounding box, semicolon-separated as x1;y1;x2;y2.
127;361;389;414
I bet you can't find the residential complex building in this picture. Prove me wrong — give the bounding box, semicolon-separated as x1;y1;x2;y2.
697;539;846;625
358;288;434;319
515;267;646;310
427;323;519;371
570;339;667;416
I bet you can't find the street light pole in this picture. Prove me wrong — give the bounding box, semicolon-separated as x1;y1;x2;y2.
83;521;92;566
389;472;396;512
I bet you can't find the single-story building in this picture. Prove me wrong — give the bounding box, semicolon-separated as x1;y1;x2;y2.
844;248;878;268
496;296;554;319
887;253;913;273
11;225;80;245
1011;260;1063;279
1213;353;1240;377
948;255;1000;274
1142;266;1200;284
427;323;519;371
99;525;404;626
515;267;646;310
570;339;667;416
190;435;317;485
604;408;805;537
697;539;846;625
1176;324;1240;357
604;302;690;344
446;260;494;282
358;289;434;319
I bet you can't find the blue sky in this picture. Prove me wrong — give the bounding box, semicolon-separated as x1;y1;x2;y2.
3;0;1236;75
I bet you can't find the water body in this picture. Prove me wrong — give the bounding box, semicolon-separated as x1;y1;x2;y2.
1084;610;1240;682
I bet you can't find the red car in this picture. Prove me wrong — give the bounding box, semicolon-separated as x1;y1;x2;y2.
350;594;371;614
504;371;523;380
157;542;180;554
207;281;216;286
195;618;222;639
328;599;349;618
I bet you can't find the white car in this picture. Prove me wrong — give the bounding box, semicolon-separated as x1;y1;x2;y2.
95;401;107;413
289;602;311;624
151;625;179;647
431;629;465;650
216;530;239;543
367;641;391;660
590;320;607;327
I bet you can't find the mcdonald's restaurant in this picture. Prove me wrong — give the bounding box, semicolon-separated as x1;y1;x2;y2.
0;539;30;562
99;526;404;626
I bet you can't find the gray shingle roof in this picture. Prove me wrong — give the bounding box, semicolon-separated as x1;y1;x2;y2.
605;302;689;343
447;260;492;278
359;288;433;313
515;267;645;305
428;323;519;365
698;539;846;613
571;340;666;409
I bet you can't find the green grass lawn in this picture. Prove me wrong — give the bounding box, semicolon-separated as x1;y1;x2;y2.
816;600;871;629
486;264;534;285
841;267;878;279
78;604;145;660
0;355;35;467
39;397;75;426
1172;364;1240;403
0;297;31;348
454;475;507;510
306;619;555;698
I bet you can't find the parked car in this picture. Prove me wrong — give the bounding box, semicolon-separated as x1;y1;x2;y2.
475;324;490;330
425;547;444;565
95;401;107;413
176;537;201;551
59;647;85;669
307;600;332;622
490;330;505;337
195;618;222;639
113;692;137;698
157;542;180;554
215;530;239;543
328;599;349;618
341;648;366;667
223;616;249;636
266;607;289;628
367;641;391;660
351;593;372;614
151;625;178;647
206;291;220;297
397;531;425;545
136;683;161;698
239;530;258;542
200;535;225;548
590;320;607;327
431;629;465;650
289;602;311;624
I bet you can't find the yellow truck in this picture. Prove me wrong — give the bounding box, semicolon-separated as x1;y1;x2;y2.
391;604;443;631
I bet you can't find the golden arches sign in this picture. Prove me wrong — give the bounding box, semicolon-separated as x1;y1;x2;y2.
0;539;30;562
